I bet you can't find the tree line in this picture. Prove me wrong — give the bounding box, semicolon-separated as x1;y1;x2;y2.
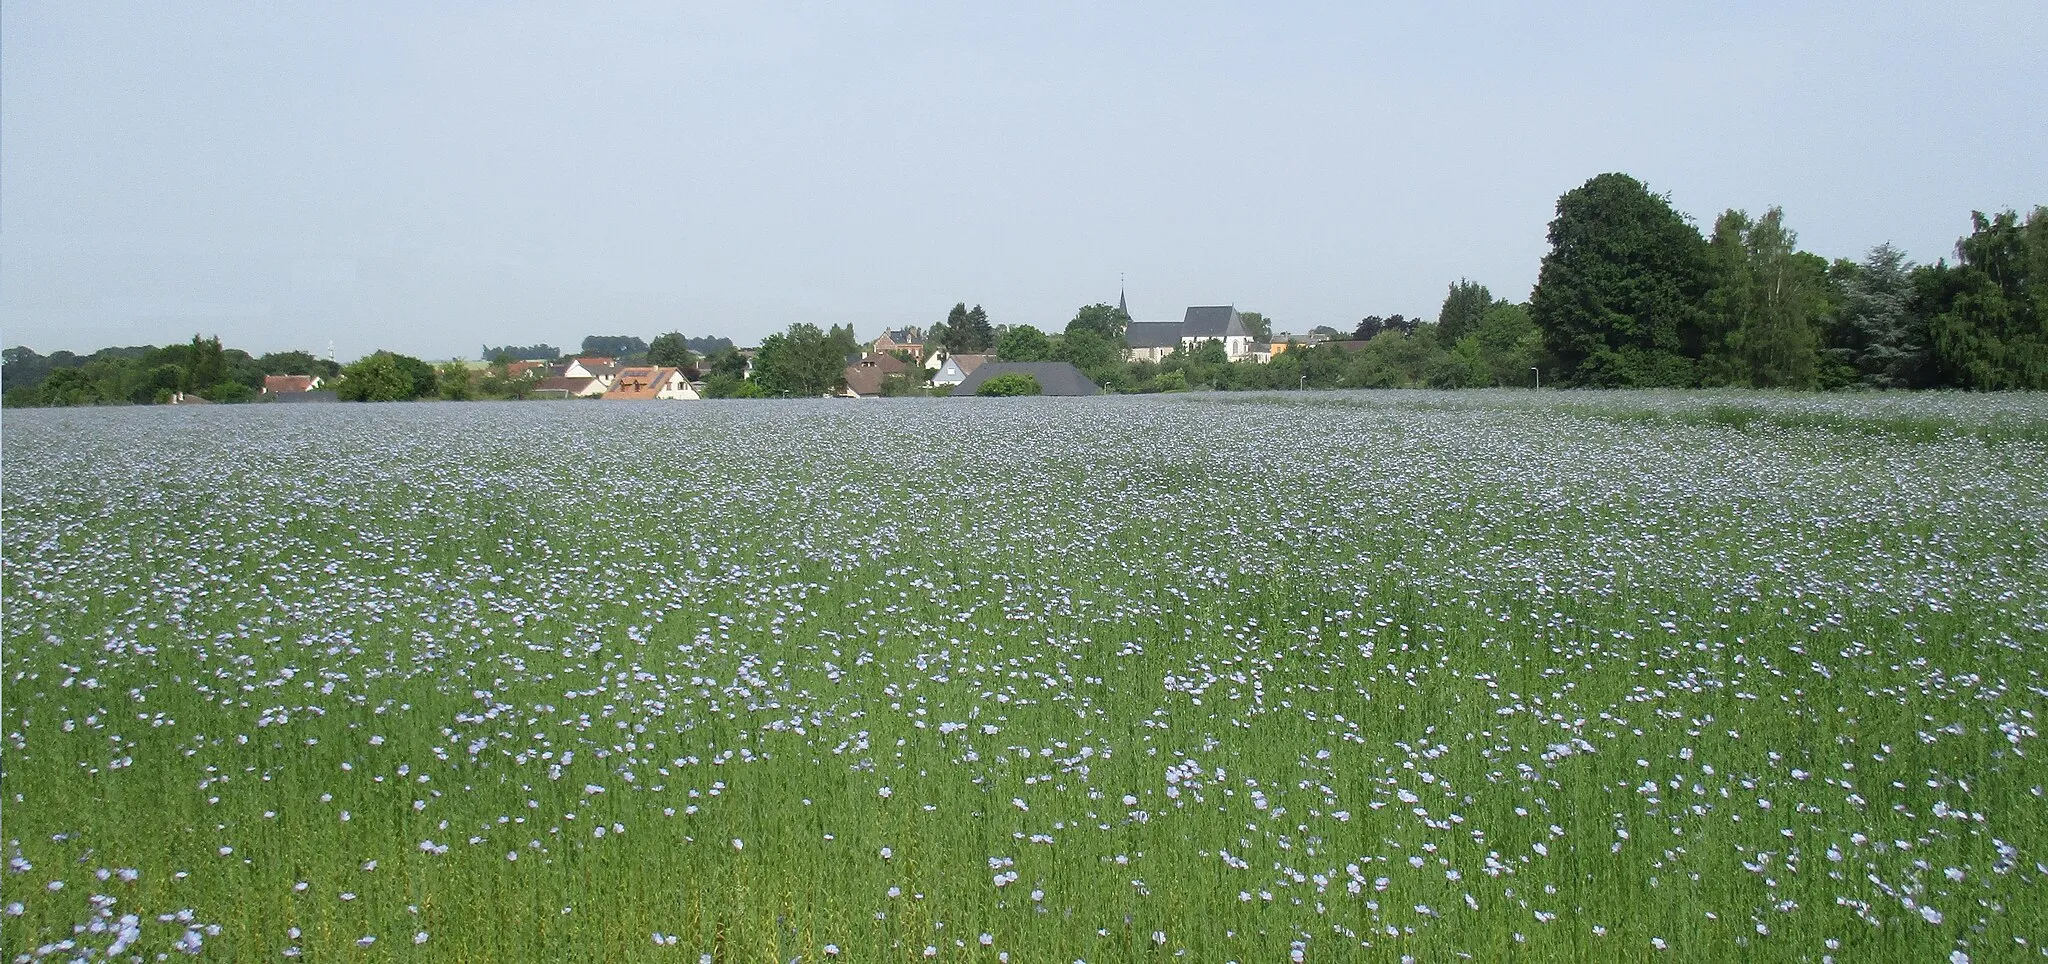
1527;173;2046;389
1;338;342;406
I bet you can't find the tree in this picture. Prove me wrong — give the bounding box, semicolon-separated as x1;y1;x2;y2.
182;335;226;393
703;374;765;398
939;303;995;353
1700;207;1830;388
1066;304;1127;342
707;348;749;380
1342;331;1441;388
480;343;561;361
647;332;696;369
977;373;1042;396
1435;280;1493;344
996;325;1053;362
1529;173;1713;386
336;352;421;401
1238;311;1273;342
1058;304;1130;390
751;323;844;396
1474;302;1543;386
826;323;860;365
1737;208;1829;388
580;335;648;359
1825;243;1921;388
1922;207;2048;390
205;381;256;403
478;359;538;400
437;360;475;400
257;350;340;379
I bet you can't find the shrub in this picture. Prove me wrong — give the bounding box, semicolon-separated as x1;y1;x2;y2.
977;373;1042;396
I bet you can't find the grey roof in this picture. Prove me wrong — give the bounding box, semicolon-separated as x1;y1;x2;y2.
1182;305;1248;338
949;362;1101;397
1126;321;1183;349
265;389;338;404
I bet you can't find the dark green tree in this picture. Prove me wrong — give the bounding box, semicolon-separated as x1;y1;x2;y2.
996;325;1053;361
1922;207;2048;390
182;335;227;392
751;323;844;396
940;304;995;353
1238;311;1273;342
1066;303;1128;341
647;332;696;369
707;348;749;380
1702;207;1829;388
335;352;420;401
1529;173;1712;386
1435;280;1493;344
257;350;341;379
1825;243;1921;388
579;335;648;359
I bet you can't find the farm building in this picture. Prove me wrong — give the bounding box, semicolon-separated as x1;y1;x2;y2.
949;362;1100;396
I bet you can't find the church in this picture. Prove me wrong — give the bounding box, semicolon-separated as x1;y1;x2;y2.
1121;288;1261;364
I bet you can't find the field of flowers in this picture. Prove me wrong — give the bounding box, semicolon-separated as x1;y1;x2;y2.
4;390;2045;962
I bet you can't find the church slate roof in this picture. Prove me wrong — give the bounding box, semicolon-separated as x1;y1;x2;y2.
1181;305;1249;338
1126;322;1184;349
949;362;1101;397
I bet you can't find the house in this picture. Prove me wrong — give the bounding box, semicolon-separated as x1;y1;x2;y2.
605;367;698;400
574;356;617;369
931;353;992;387
841;353;910;397
262;374;323;395
531;376;607;398
1123;306;1261;363
560;359;618;390
949;362;1100;397
872;328;926;362
506;360;549;379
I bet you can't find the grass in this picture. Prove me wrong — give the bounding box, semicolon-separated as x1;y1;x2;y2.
3;392;2045;962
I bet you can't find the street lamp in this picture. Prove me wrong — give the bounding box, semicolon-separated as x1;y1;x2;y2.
1299;375;1306;391
1531;367;1541;389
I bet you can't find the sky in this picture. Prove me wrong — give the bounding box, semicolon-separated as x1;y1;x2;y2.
4;2;2045;360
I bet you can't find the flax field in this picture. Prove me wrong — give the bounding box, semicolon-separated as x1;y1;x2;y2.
3;391;2045;962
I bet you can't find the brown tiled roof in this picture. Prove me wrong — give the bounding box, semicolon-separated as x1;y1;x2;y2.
264;374;315;394
605;367;681;400
842;354;908;396
534;376;600;395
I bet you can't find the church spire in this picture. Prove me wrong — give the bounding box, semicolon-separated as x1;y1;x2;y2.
1118;275;1129;319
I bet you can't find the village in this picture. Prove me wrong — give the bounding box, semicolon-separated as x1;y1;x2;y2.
247;304;1318;401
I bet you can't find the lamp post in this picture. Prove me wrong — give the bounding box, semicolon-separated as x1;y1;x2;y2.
1299;375;1306;391
1532;367;1540;389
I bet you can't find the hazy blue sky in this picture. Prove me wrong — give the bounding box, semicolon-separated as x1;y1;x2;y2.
5;2;2044;359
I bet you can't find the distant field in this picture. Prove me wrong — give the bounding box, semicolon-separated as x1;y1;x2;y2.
4;391;2045;962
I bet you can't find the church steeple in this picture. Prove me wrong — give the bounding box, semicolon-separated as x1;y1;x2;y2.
1118;275;1129;319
